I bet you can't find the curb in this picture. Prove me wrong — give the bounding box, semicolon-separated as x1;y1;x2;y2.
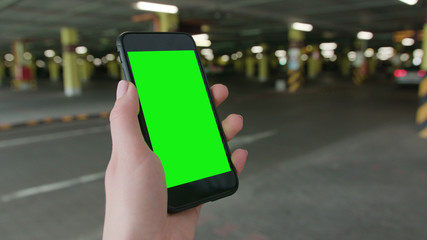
0;111;110;131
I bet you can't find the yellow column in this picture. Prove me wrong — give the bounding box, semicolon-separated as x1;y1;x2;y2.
245;50;255;79
258;44;268;82
233;58;244;73
48;58;60;82
157;12;179;32
307;45;322;79
78;57;91;83
287;28;304;93
0;60;4;87
417;22;427;138
339;48;351;77
12;41;35;90
352;39;368;86
61;27;81;97
107;60;120;79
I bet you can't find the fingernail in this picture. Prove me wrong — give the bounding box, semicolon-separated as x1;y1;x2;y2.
116;80;129;99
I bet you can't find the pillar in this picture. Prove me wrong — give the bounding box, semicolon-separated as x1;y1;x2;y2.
233;58;244;73
307;45;322;79
48;58;60;82
0;61;4;87
157;12;179;32
416;6;427;138
352;39;368;86
258;43;269;82
107;59;120;79
78;57;91;83
287;28;304;93
245;50;255;78
61;27;81;97
368;56;378;76
12;41;35;90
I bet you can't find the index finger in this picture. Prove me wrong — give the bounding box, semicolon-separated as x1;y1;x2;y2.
210;84;229;107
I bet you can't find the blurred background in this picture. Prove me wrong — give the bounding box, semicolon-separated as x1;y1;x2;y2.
1;0;427;239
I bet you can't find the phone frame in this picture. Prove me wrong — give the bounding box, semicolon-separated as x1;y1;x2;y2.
116;32;238;213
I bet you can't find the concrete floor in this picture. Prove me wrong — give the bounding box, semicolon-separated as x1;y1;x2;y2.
0;73;426;239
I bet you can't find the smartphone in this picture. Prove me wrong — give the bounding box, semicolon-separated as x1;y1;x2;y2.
116;32;238;213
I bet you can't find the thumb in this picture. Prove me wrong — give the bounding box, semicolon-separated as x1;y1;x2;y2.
109;80;151;160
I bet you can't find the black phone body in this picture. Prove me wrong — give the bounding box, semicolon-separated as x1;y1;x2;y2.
116;32;238;213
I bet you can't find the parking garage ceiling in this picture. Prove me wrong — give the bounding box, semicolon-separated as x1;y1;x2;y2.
0;0;425;57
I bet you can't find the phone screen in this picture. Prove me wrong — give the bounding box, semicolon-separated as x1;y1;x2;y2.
127;50;231;188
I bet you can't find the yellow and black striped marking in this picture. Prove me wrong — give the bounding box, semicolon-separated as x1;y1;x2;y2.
0;111;111;131
417;77;427;138
288;70;302;93
352;67;365;86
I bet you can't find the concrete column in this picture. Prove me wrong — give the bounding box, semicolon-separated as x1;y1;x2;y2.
287;28;304;93
233;58;244;73
107;59;120;79
258;43;269;82
368;56;378;76
307;45;322;79
48;58;60;82
61;27;81;97
157;12;179;32
352;39;368;86
417;6;427;138
245;50;255;78
78;57;91;83
0;60;4;87
12;41;36;90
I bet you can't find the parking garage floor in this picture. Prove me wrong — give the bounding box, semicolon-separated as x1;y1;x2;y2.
1;73;427;240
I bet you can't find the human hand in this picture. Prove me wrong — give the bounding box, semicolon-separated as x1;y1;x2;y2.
103;80;247;240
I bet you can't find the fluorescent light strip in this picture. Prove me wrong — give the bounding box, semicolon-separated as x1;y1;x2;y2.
399;0;418;5
135;1;178;14
292;22;313;32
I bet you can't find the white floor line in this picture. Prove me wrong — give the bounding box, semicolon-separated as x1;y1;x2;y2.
1;128;276;203
1;172;105;203
228;129;277;149
0;125;110;148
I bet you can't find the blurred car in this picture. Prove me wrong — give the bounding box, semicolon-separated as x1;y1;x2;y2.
394;66;426;85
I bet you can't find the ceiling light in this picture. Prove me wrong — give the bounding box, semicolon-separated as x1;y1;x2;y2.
44;49;55;58
399;0;418;5
400;53;410;62
357;31;373;40
347;51;357;62
364;48;375;58
195;39;211;47
377;47;394;61
201;48;213;56
251;46;263;54
292;22;313;32
53;56;62;64
135;1;178;14
4;53;14;61
192;33;209;41
319;42;337;51
23;52;32;60
106;54;115;61
221;55;230;62
36;60;46;68
275;50;286;58
401;38;415;46
75;46;88;55
413;49;423;58
86;55;94;62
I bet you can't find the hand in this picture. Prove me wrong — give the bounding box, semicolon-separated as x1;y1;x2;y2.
103;80;248;240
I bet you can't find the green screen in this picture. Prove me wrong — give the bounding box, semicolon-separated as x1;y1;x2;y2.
127;50;231;188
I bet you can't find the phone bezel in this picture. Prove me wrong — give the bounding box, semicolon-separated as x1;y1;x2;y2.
116;32;238;213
